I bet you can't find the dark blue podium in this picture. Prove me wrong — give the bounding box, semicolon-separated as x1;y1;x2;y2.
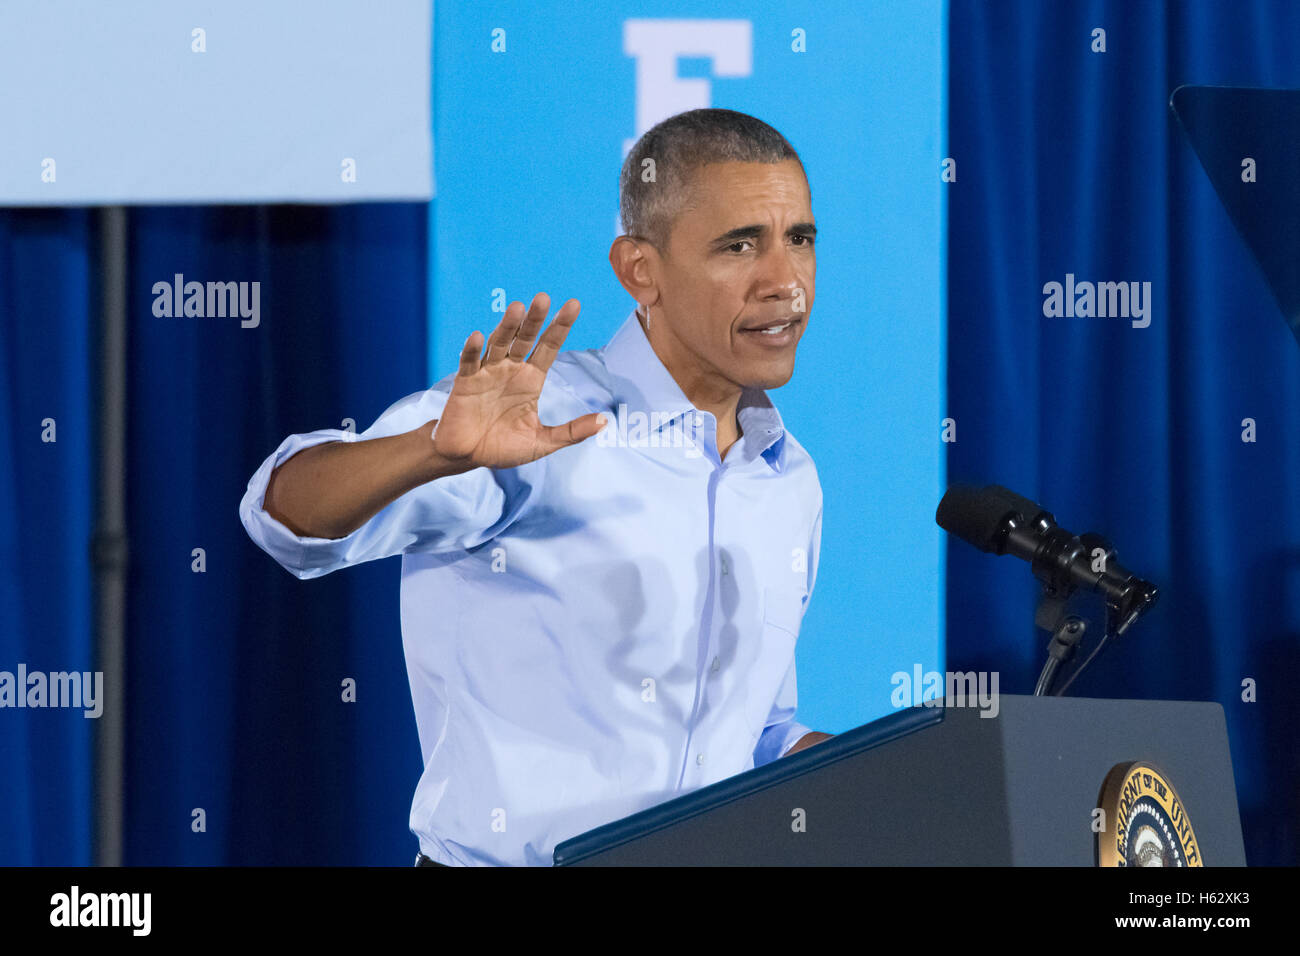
552;695;1245;866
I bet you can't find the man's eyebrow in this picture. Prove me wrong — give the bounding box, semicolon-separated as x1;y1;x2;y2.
711;222;818;244
712;224;765;245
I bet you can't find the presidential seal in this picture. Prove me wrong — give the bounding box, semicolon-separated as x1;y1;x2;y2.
1097;761;1202;867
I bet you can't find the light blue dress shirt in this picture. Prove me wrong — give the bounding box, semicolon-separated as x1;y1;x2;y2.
239;309;823;866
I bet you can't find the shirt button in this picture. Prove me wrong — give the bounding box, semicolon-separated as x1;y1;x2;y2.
696;753;705;766
710;656;720;673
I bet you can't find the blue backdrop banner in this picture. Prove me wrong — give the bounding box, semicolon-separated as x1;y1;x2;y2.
428;0;949;739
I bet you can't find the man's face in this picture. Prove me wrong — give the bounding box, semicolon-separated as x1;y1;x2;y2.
649;159;815;393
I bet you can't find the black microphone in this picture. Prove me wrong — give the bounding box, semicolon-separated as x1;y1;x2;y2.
936;484;1158;635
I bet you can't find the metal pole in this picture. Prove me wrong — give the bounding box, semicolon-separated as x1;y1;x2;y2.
92;205;128;867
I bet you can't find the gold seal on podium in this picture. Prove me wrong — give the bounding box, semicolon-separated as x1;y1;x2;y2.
1097;761;1203;867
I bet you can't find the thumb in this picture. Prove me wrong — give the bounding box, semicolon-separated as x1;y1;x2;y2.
539;412;608;453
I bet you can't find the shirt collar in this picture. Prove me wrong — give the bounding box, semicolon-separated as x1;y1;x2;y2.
601;308;787;471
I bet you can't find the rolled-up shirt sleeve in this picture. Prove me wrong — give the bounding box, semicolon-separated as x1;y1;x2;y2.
239;373;545;579
753;656;814;766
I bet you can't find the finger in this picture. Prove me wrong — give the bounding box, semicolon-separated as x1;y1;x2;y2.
507;292;552;361
526;298;581;373
484;300;527;365
538;411;607;453
456;330;485;376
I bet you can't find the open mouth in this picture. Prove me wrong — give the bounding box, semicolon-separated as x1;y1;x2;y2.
739;317;802;346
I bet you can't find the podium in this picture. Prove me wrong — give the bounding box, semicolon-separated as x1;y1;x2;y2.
552;695;1245;865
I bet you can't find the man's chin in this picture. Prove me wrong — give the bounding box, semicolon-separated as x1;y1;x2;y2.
730;328;804;389
738;360;797;391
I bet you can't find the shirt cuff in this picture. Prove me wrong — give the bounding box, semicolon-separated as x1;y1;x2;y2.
754;718;814;767
238;428;366;578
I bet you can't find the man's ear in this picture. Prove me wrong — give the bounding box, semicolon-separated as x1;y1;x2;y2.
608;236;661;311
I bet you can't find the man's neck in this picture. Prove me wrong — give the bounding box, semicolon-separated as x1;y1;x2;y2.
637;308;743;459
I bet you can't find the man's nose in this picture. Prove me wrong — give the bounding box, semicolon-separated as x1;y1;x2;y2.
756;246;803;300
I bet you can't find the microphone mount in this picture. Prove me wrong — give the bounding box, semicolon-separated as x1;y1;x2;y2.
937;484;1159;696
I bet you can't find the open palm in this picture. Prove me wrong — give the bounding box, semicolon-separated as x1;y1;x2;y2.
431;294;606;470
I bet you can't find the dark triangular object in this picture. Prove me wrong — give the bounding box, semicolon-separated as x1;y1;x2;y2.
1170;85;1300;345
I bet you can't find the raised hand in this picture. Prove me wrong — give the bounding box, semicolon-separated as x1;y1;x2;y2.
430;293;607;470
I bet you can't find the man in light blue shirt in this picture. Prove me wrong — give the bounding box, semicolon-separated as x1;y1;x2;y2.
239;108;832;866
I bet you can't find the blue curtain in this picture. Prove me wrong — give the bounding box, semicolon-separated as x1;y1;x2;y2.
947;0;1300;865
1;205;427;864
0;210;96;864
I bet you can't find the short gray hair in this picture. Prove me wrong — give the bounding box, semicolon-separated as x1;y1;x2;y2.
618;108;805;250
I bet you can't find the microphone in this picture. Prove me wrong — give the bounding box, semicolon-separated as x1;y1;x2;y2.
936;484;1158;636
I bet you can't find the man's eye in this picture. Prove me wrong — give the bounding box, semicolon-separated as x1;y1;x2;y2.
791;234;815;246
726;240;754;253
